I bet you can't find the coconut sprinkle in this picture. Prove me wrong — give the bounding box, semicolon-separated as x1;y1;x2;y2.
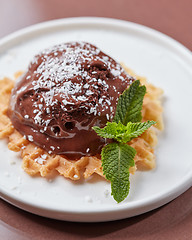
27;135;34;142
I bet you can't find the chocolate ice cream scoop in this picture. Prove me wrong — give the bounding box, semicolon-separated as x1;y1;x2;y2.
8;42;134;159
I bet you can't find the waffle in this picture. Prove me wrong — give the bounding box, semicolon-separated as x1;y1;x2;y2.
0;69;163;180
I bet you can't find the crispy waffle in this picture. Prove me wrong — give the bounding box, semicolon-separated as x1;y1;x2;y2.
0;69;163;180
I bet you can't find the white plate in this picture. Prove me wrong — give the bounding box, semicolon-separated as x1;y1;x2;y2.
0;17;192;222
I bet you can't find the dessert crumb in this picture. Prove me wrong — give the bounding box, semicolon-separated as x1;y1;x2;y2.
4;172;10;177
85;195;93;203
104;188;110;197
10;160;16;165
18;176;22;184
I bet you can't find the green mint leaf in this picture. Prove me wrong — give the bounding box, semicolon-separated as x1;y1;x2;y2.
101;142;136;203
125;121;156;142
93;120;156;143
113;80;146;124
119;120;156;143
92;122;126;139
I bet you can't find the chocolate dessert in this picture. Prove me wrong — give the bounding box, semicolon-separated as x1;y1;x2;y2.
8;42;134;159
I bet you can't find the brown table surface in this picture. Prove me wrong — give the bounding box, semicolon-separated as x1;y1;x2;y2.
0;0;192;239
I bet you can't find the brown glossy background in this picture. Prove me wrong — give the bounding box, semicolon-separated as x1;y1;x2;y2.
0;0;192;239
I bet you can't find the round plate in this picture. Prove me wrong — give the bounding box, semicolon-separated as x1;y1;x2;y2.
0;17;191;222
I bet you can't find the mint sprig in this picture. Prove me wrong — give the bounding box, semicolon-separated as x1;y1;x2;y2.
92;80;156;203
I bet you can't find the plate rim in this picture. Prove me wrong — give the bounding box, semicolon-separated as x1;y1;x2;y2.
0;17;192;222
0;17;192;58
